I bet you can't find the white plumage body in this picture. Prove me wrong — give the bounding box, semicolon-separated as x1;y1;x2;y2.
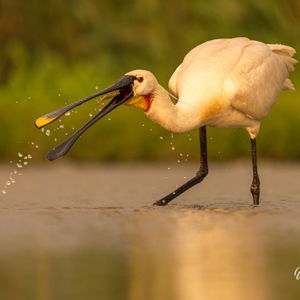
127;38;297;139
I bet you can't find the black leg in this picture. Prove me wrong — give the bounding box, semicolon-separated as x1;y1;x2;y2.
250;137;260;205
153;126;208;206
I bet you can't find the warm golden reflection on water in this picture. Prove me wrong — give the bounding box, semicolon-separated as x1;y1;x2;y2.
1;162;300;299
127;210;273;300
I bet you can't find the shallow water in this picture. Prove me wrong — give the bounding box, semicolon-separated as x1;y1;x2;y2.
1;161;300;299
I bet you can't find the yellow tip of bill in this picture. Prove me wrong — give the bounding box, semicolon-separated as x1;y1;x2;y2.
35;117;55;129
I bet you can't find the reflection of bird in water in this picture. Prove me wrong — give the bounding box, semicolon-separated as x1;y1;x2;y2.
35;38;297;206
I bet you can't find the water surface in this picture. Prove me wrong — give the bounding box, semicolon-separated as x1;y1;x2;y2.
0;162;300;299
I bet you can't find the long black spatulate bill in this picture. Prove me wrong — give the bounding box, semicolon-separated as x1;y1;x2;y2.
35;75;136;129
34;74;137;161
46;90;134;161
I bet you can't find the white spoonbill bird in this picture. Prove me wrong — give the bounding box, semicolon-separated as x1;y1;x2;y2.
35;37;297;206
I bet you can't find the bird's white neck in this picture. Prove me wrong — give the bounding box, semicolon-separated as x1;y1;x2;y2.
145;84;200;134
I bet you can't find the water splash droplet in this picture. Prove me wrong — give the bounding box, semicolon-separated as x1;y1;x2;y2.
171;147;175;151
41;128;45;132
2;189;6;194
23;162;28;165
65;111;71;116
6;181;11;186
28;155;32;159
89;113;93;117
18;152;23;157
17;163;23;168
46;129;51;136
159;137;163;140
59;125;64;129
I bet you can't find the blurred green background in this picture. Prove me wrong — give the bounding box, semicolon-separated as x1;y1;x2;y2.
0;0;299;162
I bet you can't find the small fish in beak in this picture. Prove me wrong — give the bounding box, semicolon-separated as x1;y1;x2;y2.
99;91;121;108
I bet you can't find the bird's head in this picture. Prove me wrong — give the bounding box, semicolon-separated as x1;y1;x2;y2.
122;70;157;112
34;69;157;161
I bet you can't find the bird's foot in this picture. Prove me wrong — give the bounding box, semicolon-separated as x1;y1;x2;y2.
152;199;168;206
251;183;260;205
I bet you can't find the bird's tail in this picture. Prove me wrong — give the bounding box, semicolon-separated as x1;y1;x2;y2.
268;44;298;91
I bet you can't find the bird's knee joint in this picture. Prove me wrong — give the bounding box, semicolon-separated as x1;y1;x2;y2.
196;168;208;178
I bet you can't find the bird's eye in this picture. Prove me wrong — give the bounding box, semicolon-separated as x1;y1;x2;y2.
137;77;144;83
